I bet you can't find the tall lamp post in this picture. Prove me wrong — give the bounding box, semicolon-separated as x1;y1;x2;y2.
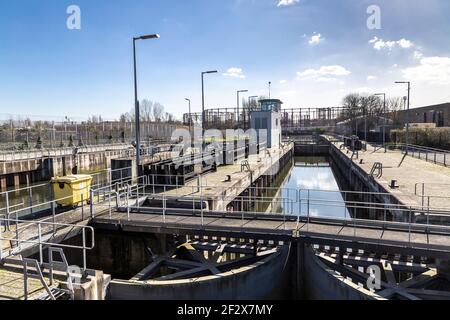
201;70;218;149
185;98;193;152
395;81;411;155
237;89;248;127
374;93;387;149
248;96;258;110
268;82;272;99
133;33;160;177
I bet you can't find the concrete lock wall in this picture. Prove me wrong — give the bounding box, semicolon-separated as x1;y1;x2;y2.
303;247;375;300
108;246;291;300
329;144;409;222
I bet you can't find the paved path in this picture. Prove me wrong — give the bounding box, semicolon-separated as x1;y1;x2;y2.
0;265;54;300
330;141;450;208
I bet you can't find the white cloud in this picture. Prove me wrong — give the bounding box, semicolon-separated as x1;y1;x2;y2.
277;0;299;7
413;51;424;60
308;33;323;45
297;65;351;80
367;75;377;81
223;67;246;79
280;79;287;84
353;87;372;93
369;37;414;50
402;56;450;85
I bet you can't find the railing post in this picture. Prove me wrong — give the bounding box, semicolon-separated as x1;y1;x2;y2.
28;187;33;215
126;184;130;221
307;190;310;232
5;192;10;231
23;261;28;300
109;192;112;218
82;229;87;271
0;217;3;260
90;188;94;218
408;208;412;244
152;174;155;194
81;193;84;220
51;201;56;234
38;223;43;265
163;191;166;224
136;179;140;208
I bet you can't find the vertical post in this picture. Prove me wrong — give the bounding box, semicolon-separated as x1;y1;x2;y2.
126;184;130;221
408;208;412;244
24;262;28;301
38;224;43;265
90;188;94;218
109;192;112;218
152;174;155;194
5;193;10;230
81;193;84;220
51;201;56;234
307;190;310;232
82;229;87;271
163;186;166;224
133;38;141;178
200;182;204;226
29;187;33;215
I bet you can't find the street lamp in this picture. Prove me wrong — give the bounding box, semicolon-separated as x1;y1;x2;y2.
133;33;160;177
248;96;258;110
395;81;411;155
237;89;248;127
201;70;218;149
268;82;272;99
185;98;193;152
185;98;191;133
374;93;387;150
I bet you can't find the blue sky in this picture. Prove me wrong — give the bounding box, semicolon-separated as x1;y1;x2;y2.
1;0;450;121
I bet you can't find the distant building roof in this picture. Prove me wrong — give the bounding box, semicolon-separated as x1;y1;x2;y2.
258;99;283;105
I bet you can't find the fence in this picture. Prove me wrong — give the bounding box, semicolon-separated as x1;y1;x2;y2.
388;143;450;167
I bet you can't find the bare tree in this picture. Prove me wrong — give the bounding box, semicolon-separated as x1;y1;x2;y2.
153;103;164;122
140;99;154;122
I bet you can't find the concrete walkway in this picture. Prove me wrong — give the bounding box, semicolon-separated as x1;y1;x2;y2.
331;141;450;209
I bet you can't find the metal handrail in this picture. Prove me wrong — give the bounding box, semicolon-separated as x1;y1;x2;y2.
0;216;94;270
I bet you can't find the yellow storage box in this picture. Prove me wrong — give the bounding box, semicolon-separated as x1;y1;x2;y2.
51;174;93;207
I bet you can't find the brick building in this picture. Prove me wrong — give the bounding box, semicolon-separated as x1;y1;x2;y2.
397;102;450;127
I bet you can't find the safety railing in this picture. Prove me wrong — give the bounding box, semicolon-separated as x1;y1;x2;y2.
0;166;134;218
102;179;450;245
0;142;134;162
414;183;450;210
387;143;450;167
0;216;94;270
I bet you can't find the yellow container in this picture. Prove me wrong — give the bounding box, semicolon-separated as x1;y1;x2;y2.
51;174;93;207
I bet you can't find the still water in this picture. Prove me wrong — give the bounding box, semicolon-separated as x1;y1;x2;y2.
262;156;350;219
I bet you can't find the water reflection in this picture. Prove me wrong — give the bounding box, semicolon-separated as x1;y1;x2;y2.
269;157;350;219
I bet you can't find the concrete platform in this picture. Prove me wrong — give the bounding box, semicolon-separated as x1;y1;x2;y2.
329;140;450;209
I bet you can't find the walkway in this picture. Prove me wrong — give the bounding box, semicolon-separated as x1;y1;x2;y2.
330;140;450;208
